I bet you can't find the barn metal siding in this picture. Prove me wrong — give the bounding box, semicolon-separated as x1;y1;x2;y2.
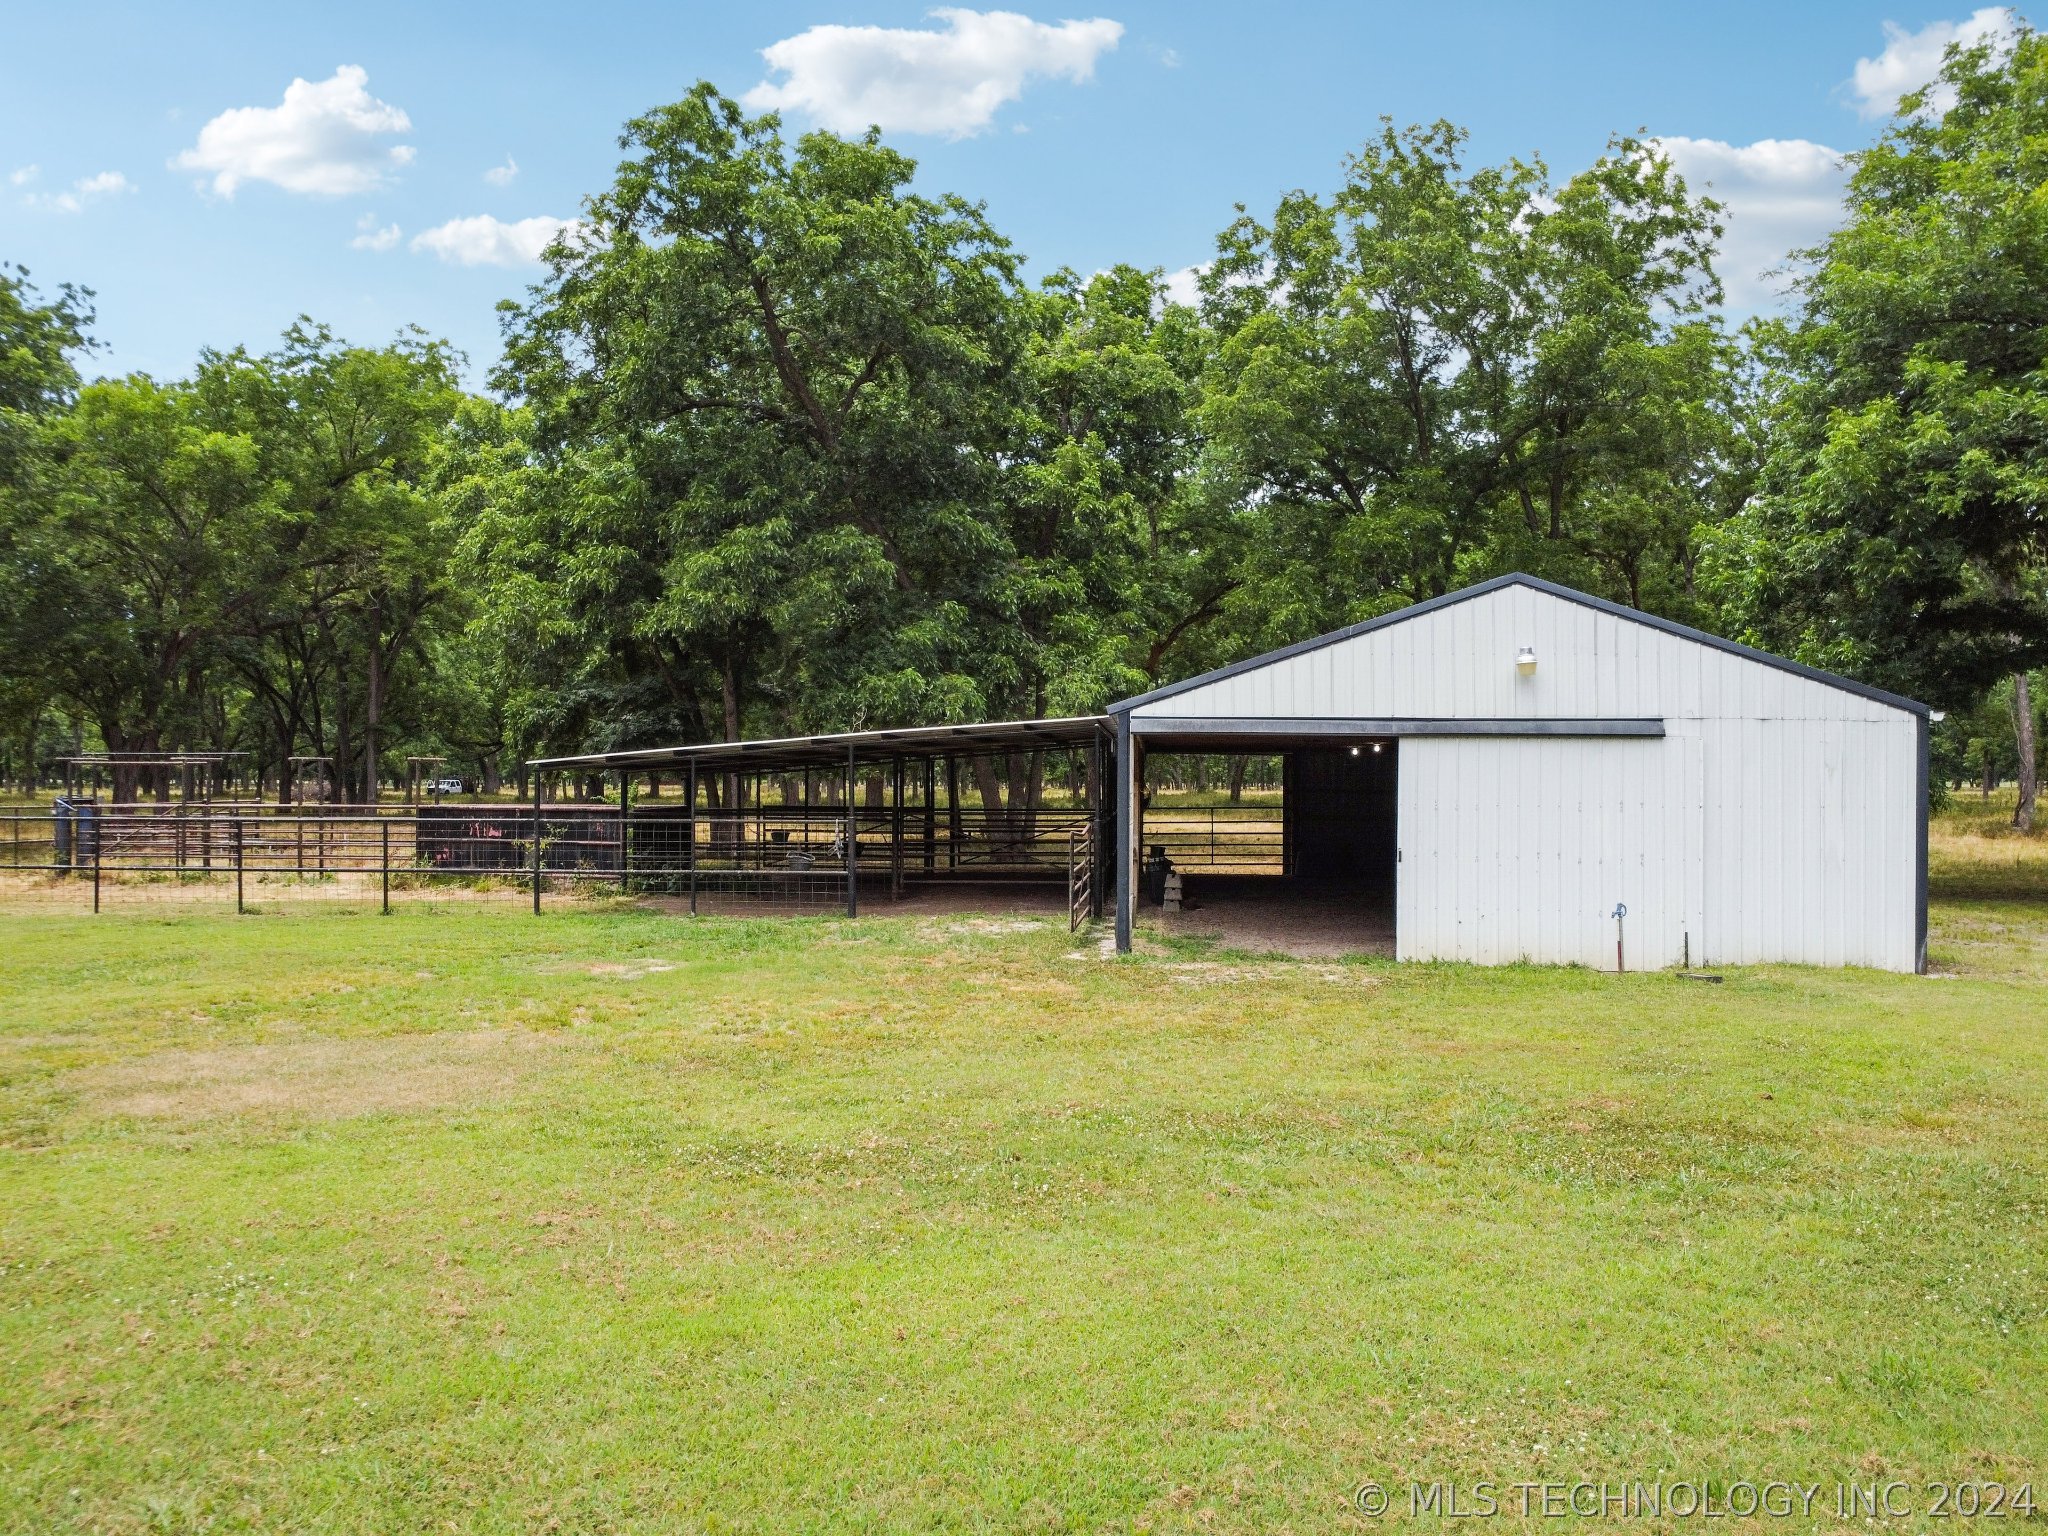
1127;585;1904;725
1133;583;1920;971
1396;736;1704;969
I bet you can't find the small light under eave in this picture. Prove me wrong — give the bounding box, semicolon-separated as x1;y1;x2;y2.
1516;644;1537;677
1372;742;1383;753
1350;746;1361;756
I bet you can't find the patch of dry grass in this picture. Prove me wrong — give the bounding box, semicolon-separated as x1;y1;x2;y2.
66;1027;580;1125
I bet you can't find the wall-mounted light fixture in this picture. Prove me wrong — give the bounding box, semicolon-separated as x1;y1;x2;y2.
1372;742;1383;753
1515;644;1537;677
1349;746;1361;757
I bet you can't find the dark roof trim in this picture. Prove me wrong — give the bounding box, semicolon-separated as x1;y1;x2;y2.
1109;573;1930;719
529;715;1109;773
1130;716;1665;739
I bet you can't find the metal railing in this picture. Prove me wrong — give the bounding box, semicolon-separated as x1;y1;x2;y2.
1137;807;1285;872
2;805;624;913
1067;824;1095;933
0;800;1113;913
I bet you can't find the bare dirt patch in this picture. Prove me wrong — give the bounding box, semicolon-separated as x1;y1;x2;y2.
68;1029;578;1124
922;917;1051;939
1161;961;1374;987
581;960;677;978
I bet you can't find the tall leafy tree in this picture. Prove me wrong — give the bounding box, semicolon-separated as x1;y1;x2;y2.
499;84;1026;762
1198;120;1728;650
4;324;458;802
0;264;98;786
1706;26;2048;825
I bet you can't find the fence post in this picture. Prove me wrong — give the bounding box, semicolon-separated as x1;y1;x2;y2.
687;759;698;917
235;817;245;914
92;817;101;914
532;777;543;915
381;818;391;916
845;742;858;919
618;768;632;896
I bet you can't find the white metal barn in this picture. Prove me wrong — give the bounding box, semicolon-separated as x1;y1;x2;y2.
1110;573;1929;972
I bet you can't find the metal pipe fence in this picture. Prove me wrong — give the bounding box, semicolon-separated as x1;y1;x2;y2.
0;800;1187;913
0;806;626;913
1137;806;1286;873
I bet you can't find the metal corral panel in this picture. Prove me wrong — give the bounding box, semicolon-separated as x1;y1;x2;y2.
1397;736;1704;969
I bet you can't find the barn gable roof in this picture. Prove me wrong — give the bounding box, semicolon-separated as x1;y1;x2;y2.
1108;572;1930;719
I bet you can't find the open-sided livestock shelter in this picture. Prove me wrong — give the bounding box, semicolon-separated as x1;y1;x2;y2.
533;574;1927;972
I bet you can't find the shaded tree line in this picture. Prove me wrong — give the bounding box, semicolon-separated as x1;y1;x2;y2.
4;33;2046;825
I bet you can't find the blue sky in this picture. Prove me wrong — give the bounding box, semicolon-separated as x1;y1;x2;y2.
0;2;2018;385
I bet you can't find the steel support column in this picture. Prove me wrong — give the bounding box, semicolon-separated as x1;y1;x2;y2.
1114;712;1133;951
845;743;858;918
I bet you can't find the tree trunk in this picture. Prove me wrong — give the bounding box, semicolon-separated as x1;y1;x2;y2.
720;660;741;853
364;597;383;807
2015;670;2039;833
969;754;1008;853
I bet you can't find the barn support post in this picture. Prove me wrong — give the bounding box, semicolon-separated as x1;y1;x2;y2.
618;767;632;896
1088;729;1107;920
687;758;698;917
945;755;960;870
845;742;859;918
890;755;904;899
531;774;543;915
1114;712;1133;952
922;757;936;874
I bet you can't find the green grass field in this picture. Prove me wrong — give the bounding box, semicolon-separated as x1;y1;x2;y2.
2;807;2045;1532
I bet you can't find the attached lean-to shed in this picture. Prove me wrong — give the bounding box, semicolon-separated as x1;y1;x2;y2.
1110;573;1929;972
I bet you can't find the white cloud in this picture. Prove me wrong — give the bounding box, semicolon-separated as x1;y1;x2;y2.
351;213;401;252
24;169;136;214
1159;263;1203;307
172;65;414;196
411;213;578;267
484;155;519;187
743;7;1124;138
1651;137;1848;310
9;165;38;186
1849;7;2017;118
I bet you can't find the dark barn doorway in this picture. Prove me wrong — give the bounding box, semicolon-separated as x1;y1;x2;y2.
1133;737;1398;958
1284;743;1398;899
